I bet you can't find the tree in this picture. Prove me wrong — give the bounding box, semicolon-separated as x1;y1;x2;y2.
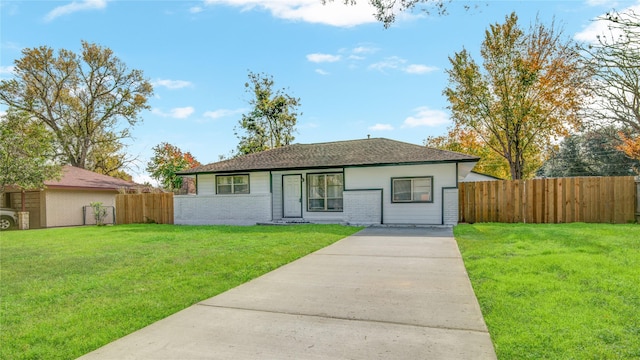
0;41;153;173
538;127;640;177
0;109;61;209
582;9;640;160
146;142;201;191
425;124;510;179
443;12;591;179
235;71;301;155
87;136;134;181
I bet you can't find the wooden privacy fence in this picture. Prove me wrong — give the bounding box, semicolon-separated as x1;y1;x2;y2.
115;193;174;225
459;176;637;224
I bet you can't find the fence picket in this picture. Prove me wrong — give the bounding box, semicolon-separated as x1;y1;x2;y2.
458;176;636;224
115;193;174;225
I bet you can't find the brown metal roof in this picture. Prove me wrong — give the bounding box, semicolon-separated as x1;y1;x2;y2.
180;138;479;174
45;166;136;190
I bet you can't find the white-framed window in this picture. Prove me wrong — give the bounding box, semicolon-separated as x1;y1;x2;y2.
391;177;433;203
307;173;343;211
216;174;250;194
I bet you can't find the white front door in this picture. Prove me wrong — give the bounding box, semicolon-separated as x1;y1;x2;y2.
283;175;302;218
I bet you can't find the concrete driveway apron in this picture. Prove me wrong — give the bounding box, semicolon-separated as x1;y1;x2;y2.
79;227;496;359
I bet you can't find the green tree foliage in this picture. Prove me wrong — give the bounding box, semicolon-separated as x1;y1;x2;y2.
444;12;591;179
0;41;153;173
0;109;61;196
235;71;301;155
583;9;640;160
146;142;201;191
538;127;640;177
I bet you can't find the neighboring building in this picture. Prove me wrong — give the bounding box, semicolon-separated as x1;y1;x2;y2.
176;138;479;226
1;166;136;229
462;171;502;182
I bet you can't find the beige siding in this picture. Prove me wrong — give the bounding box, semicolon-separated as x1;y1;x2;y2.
45;189;117;227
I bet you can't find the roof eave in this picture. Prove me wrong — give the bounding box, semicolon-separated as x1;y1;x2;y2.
177;158;479;175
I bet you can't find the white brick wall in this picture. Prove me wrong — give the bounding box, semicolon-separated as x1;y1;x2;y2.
174;194;272;225
443;188;458;225
344;190;382;225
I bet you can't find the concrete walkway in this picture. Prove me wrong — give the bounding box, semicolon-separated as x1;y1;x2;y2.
79;227;496;359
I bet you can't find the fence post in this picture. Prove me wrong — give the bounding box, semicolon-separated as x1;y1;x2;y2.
633;176;640;223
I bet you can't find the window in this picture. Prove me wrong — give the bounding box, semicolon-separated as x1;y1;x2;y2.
216;174;249;194
392;177;433;203
307;173;343;211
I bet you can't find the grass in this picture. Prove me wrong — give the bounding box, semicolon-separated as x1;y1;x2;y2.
455;223;640;359
0;224;362;360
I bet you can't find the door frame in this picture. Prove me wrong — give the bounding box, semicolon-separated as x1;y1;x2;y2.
282;174;303;218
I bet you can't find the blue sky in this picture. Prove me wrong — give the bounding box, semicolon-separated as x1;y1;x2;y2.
1;0;639;183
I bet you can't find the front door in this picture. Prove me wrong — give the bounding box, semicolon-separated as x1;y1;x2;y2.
283;175;302;218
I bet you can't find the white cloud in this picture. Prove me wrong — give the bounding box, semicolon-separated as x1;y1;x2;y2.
315;69;329;75
585;0;620;6
369;56;407;72
353;46;378;54
44;0;107;22
370;57;437;74
204;0;378;27
369;123;394;131
203;108;245;119
575;4;640;43
0;66;15;75
306;53;341;63
404;64;437;74
154;79;193;89
152;106;195;119
402;107;450;128
190;6;204;13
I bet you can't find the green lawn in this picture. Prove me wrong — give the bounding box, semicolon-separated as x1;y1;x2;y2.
455;223;640;359
0;224;362;360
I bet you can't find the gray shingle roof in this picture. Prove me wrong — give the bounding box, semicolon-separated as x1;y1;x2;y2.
179;138;479;174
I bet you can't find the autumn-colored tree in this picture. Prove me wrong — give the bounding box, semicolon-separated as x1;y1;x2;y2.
582;9;640;160
425;125;510;179
444;12;591;179
0;41;153;173
146;143;201;191
235;71;301;155
618;133;640;160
